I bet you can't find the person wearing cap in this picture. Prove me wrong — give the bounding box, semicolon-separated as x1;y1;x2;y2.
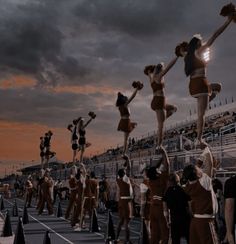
147;146;170;244
183;4;235;146
65;166;78;219
115;164;134;244
183;157;218;244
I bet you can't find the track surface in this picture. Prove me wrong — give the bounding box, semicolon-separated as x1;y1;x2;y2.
1;197;142;244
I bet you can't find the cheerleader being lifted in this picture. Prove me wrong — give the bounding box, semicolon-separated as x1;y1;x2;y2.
78;111;96;163
144;43;186;150
181;3;236;146
116;81;143;162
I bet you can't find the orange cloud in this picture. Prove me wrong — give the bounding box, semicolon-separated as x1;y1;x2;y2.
52;84;118;95
0;75;36;89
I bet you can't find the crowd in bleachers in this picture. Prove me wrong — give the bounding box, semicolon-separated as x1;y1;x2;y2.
91;109;236;164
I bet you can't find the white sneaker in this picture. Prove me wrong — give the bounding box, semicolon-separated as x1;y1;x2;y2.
74;226;82;232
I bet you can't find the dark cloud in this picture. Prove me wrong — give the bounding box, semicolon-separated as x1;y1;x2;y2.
74;0;188;38
0;0;236;158
0;0;90;86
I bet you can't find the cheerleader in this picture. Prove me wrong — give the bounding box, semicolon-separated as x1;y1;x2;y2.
183;3;236;145
67;118;81;164
39;136;45;169
116;81;143;158
78;112;96;163
144;45;182;149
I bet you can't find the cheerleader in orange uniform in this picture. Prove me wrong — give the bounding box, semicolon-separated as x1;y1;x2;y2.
144;46;184;149
116;81;143;158
183;3;236;145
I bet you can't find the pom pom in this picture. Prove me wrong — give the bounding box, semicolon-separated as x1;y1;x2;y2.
175;41;188;57
88;111;96;119
220;3;236;17
67;124;73;131
132;81;143;90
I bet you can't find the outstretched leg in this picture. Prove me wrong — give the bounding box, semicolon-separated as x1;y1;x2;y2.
209;83;222;102
165;104;177;119
197;95;209;143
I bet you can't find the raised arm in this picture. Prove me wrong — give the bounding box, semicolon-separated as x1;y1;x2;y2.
83;118;93;129
160;56;179;77
159;146;170;173
196;145;213;178
126;88;139;105
202;17;233;50
79;163;87;178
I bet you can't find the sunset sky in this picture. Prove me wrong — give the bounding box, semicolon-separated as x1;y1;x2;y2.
0;0;236;176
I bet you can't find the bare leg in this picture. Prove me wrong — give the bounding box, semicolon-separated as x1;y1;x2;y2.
123;132;129;155
73;150;77;165
156;110;166;147
197;95;209;142
80;146;85;163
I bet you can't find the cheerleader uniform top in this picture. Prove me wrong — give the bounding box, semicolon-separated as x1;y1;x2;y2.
190;51;206;78
119;106;130;118
151;81;165;96
79;129;86;138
